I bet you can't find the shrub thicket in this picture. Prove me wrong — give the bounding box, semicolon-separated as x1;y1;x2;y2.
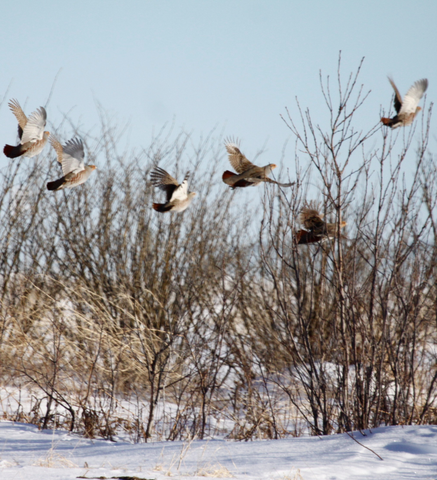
1;59;436;441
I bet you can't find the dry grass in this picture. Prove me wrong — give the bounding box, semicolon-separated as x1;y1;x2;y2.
34;447;78;468
194;463;234;477
276;469;304;480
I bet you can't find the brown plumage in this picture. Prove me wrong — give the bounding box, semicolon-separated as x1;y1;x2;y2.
222;170;253;188
3;99;50;158
295;203;347;245
222;138;294;189
381;77;428;128
150;166;196;213
47;166;97;191
47;137;96;191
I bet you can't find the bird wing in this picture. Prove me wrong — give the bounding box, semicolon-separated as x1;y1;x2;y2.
21;107;47;144
400;78;428;115
8;99;28;138
299;206;325;231
150;166;180;202
224;139;255;174
50;136;64;164
170;172;190;201
387;77;403;113
61;138;85;175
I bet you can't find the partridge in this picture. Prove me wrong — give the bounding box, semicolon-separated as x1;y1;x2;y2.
295;203;346;245
47;137;96;191
222;139;294;189
4;99;50;158
150;166;196;212
381;77;428;128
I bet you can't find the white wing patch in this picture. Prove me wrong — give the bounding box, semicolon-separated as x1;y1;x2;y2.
21;107;47;144
63;156;85;176
400;79;428;115
170;176;189;202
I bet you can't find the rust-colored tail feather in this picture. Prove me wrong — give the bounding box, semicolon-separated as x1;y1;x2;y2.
222;170;236;180
47;178;66;191
222;170;253;189
380;117;393;127
295;230;322;245
3;144;25;158
153;202;172;212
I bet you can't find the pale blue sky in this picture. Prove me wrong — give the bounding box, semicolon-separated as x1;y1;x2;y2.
0;0;436;173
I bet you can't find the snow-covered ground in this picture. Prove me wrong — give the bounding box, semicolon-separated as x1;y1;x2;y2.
1;422;436;479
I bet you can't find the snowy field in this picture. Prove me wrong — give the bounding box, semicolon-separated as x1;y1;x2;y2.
0;422;436;480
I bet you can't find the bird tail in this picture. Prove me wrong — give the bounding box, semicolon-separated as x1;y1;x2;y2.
222;170;253;189
380;117;393;127
47;177;66;191
294;229;322;245
222;170;236;180
222;170;238;189
222;170;238;187
153;202;171;212
3;144;25;158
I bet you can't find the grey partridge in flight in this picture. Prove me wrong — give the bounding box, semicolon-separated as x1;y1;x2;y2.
47;137;96;191
295;203;346;245
381;77;428;128
222;139;294;189
150;166;196;212
4;99;50;158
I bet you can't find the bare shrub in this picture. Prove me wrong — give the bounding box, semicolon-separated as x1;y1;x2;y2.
1;57;436;440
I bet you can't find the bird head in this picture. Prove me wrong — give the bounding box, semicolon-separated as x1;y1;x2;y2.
44;131;50;138
264;164;277;176
416;106;422;113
